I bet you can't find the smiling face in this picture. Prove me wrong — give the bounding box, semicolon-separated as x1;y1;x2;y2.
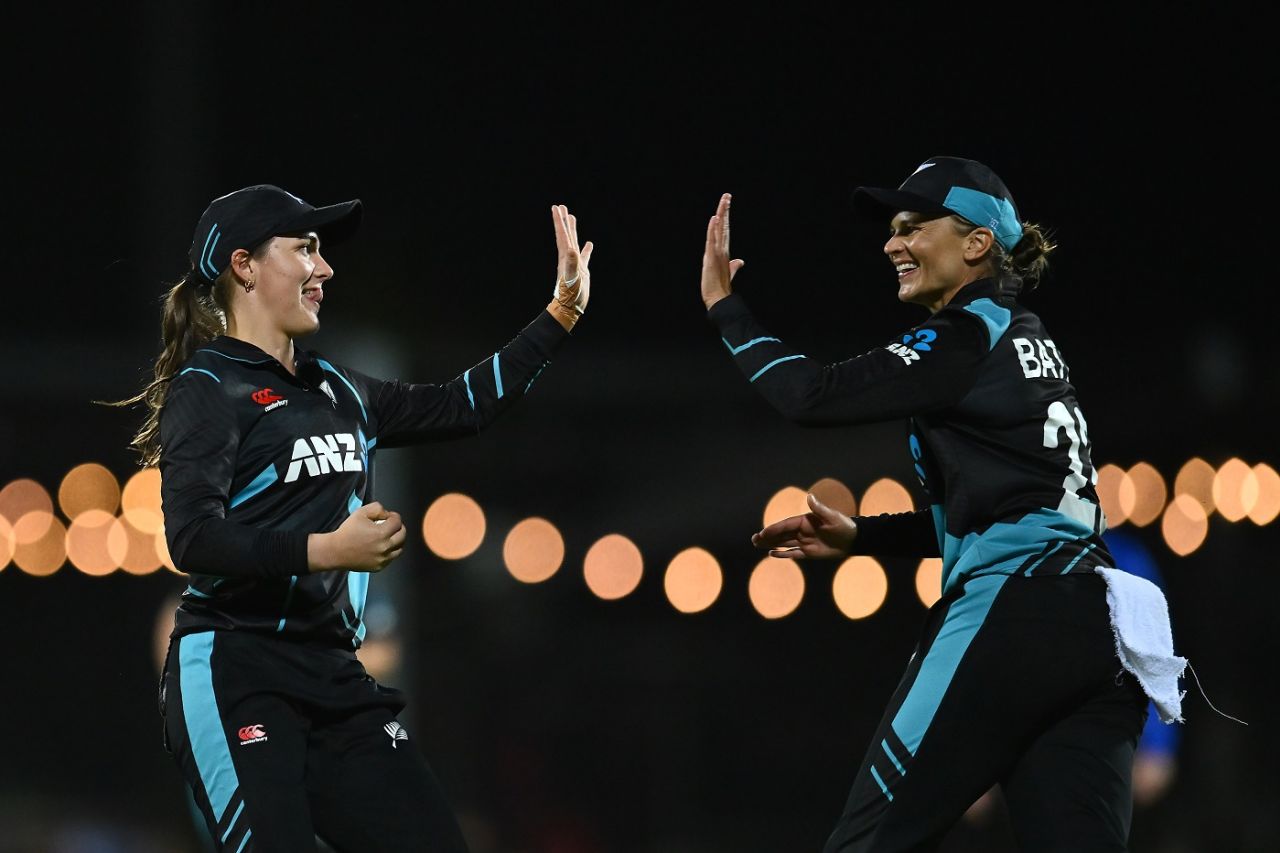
884;211;994;312
231;232;332;339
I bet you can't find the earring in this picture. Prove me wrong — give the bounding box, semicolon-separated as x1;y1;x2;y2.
243;279;255;293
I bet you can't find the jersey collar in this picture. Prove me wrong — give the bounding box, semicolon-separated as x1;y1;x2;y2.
203;335;320;382
946;277;1010;308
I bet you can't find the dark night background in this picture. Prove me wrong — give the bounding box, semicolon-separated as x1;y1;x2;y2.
1;6;1274;852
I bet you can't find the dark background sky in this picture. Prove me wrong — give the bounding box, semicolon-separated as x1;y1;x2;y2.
1;7;1274;852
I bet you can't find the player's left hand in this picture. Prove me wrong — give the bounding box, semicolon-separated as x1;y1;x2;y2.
702;193;746;310
548;204;593;330
752;493;857;559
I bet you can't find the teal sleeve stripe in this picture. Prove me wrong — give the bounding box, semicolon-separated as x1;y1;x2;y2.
462;368;476;408
178;632;239;821
316;359;369;424
179;367;221;383
882;739;906;776
221;801;245;843
275;576;298;632
236;830;252;853
963;298;1011;351
229;464;277;509
492;353;504;399
723;335;780;355
890;574;1008;755
1059;542;1097;574
870;766;894;802
750;354;806;382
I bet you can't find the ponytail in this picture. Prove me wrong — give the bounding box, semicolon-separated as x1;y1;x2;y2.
100;270;230;467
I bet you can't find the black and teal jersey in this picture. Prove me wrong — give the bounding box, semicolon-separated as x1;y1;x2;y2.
708;277;1111;593
159;310;567;647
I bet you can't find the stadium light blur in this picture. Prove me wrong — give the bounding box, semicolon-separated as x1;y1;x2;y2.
832;556;888;619
0;479;54;544
1162;495;1209;556
58;462;121;521
422;493;486;559
1248;463;1280;526
1125;463;1167;527
1174;457;1216;518
583;534;644;600
809;477;857;515
763;486;808;528
748;557;805;619
1213;458;1252;523
66;509;121;576
915;558;943;607
122;468;164;534
664;547;722;614
861;479;914;516
1095;464;1130;527
13;512;66;576
117;515;162;575
503;517;565;583
0;516;13;570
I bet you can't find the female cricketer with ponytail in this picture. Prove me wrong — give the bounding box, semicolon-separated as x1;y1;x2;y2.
701;157;1184;852
114;184;592;852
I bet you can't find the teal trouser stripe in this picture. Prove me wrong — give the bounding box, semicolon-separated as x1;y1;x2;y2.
178;633;239;821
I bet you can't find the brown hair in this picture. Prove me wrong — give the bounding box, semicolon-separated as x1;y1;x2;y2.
949;215;1056;296
101;251;260;466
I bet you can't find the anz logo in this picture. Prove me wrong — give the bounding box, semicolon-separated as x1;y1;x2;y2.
887;329;937;365
285;433;364;482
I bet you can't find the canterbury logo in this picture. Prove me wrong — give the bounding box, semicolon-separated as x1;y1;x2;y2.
252;388;284;405
384;721;409;748
238;724;268;746
284;433;364;482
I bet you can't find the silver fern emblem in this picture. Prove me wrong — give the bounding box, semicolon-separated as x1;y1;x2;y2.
383;721;409;748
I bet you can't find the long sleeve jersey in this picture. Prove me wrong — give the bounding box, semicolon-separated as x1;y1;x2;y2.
708;278;1112;594
159;309;567;647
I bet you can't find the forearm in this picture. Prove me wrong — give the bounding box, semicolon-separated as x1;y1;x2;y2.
849;510;941;557
168;516;310;579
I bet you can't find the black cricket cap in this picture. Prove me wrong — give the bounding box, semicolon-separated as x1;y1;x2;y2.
853;157;1023;250
188;184;363;282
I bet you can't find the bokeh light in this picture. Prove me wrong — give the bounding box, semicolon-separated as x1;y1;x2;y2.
1126;463;1167;527
583;534;644;600
915;558;943;607
1095;463;1130;527
121;468;164;534
748;557;805;619
1213;458;1252;523
1162;494;1209;557
58;462;121;521
1174;458;1216;517
763;486;809;528
422;493;486;560
0;479;55;544
503;517;564;583
117;516;163;575
832;556;888;619
66;509;122;576
13;511;67;576
664;547;722;614
809;477;857;515
1;516;14;570
860;478;914;516
1248;463;1280;526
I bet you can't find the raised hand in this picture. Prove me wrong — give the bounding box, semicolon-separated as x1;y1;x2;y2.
308;501;406;573
548;204;594;330
751;493;857;560
701;192;746;310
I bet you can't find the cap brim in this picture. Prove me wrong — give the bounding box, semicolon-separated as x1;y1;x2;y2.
852;187;952;221
285;199;364;247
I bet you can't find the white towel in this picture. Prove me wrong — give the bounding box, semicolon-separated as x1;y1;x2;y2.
1095;567;1188;724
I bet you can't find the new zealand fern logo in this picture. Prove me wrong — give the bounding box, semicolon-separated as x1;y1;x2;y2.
384;721;409;749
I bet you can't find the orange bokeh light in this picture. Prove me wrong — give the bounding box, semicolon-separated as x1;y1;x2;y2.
832;556;888;619
748;557;805;619
66;509;122;576
583;534;644;600
1161;494;1208;557
809;478;857;515
1095;464;1130;527
915;558;943;607
503;517;564;583
117;515;163;575
664;547;723;614
763;486;809;528
59;463;121;521
13;511;67;576
1126;463;1167;527
1;479;55;544
122;468;164;534
1213;458;1252;523
1173;458;1216;518
860;479;914;516
1248;463;1280;526
422;493;486;560
1;516;14;570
